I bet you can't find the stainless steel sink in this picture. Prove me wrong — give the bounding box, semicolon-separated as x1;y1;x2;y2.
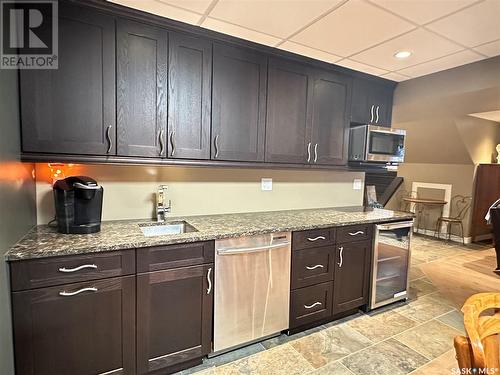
139;221;198;237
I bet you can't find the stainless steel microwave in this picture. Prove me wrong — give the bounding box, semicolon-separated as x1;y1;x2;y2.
348;125;406;163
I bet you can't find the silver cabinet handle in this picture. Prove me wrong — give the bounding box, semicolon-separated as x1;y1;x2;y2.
59;264;97;273
348;231;364;236
306;264;324;270
304;301;322;309
314;143;318;163
307;236;326;242
169;130;175;157
159;129;165;156
106;125;112;153
207;267;212;295
338;246;344;268
59;287;98;297
376;106;380;123
214;135;219;158
370;105;374;123
307;142;311;162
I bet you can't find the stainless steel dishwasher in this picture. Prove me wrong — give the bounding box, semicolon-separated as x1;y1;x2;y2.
213;232;291;354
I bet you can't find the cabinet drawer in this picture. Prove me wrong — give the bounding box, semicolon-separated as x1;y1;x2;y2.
137;241;214;273
10;250;135;292
336;224;373;243
291;246;334;289
290;281;333;329
292;228;334;250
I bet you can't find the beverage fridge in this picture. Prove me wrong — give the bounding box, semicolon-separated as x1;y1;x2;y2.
370;220;414;309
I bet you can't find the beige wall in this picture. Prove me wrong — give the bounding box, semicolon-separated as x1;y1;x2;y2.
388;56;500;237
0;70;37;375
35;164;364;224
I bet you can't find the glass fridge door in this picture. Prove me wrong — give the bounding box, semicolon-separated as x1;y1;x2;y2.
372;222;412;308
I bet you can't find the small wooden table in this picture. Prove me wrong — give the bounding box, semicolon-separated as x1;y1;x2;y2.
403;197;448;235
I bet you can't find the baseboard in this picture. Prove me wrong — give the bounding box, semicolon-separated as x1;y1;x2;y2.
413;228;472;244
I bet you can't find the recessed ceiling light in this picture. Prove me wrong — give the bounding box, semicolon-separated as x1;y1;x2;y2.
394;50;412;59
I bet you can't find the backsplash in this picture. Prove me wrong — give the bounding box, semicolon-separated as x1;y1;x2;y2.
35;164;364;224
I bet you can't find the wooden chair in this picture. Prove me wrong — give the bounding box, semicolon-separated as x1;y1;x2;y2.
454;293;500;372
435;195;471;244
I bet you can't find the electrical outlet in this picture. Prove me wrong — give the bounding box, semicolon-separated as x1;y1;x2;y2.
353;179;363;190
261;178;272;191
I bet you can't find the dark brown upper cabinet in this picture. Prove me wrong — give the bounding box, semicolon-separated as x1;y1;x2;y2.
20;2;116;155
310;70;352;166
137;264;213;374
266;58;311;164
212;44;267;162
333;240;372;314
350;78;394;127
266;59;351;166
12;276;136;375
168;33;212;160
116;20;167;158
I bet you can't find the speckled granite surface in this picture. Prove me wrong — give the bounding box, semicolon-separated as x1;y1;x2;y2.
6;207;414;261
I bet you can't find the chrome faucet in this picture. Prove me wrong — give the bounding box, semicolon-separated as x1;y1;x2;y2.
156;185;171;222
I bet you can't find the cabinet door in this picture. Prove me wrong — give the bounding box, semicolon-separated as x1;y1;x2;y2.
350;78;373;125
266;58;311;164
333;241;372;314
137;264;213;374
168;33;212;160
116;20;167;158
373;85;394;127
310;70;351;166
20;3;115;155
12;276;136;375
212;44;267;161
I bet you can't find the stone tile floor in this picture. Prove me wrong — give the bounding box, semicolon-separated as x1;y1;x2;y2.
177;235;496;375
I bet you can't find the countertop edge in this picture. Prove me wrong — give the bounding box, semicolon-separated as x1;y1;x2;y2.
5;214;414;261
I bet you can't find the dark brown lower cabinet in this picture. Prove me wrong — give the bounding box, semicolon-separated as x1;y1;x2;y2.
290;281;333;329
12;276;136;375
137;264;213;374
333;241;372;314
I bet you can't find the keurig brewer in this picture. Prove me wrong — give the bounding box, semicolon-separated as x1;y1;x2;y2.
53;176;103;234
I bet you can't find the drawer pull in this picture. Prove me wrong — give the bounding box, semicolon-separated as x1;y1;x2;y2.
348;231;364;236
304;301;322;309
58;264;98;273
307;236;326;242
59;287;98;297
306;264;324;270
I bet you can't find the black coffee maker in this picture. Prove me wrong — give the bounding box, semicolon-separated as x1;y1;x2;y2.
53;176;103;234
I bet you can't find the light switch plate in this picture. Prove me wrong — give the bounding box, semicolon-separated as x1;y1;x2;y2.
261;178;272;191
353;179;363;190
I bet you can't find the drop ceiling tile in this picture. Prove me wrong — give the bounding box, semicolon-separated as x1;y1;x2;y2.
398;49;483;77
278;41;342;64
472;39;500;57
291;0;415;57
108;0;202;24
158;0;212;14
369;0;479;25
426;0;500;47
381;72;411;82
351;28;463;71
335;59;389;76
201;18;281;46
208;0;341;38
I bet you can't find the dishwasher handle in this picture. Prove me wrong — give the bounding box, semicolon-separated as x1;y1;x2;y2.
217;240;291;255
376;221;414;231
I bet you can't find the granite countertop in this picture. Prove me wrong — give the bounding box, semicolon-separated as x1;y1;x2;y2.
6;207;414;261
